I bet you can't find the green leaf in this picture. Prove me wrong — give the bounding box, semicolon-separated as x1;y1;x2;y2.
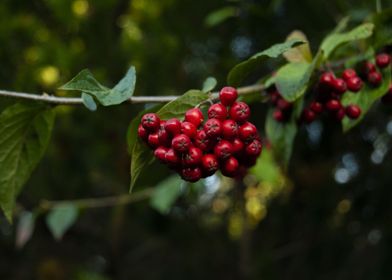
129;90;207;192
275;62;310;102
249;149;282;186
60;67;136;106
283;30;312;63
202;77;217;93
341;67;391;132
150;175;183;214
227;39;305;87
370;8;392;49
46;203;79;240
320;23;374;59
0;103;55;222
129;139;154;192
265;107;298;167
81;93;97;111
156;89;208;119
204;7;236;27
15;211;36;248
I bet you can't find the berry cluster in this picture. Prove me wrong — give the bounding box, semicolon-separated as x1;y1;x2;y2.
137;87;262;182
269;53;392;124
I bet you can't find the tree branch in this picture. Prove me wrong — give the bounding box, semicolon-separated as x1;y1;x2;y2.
38;187;155;211
0;84;265;105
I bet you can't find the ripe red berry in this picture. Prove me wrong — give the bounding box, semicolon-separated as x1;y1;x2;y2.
232;138;245;155
158;125;171;147
301;108;316;124
362;61;376;74
221;157;239;177
277;98;293;111
141;113;160;132
194;129;214;151
334;108;345;121
319;72;335;87
204;118;222;138
326;99;342;111
273;109;285;122
181;167;202;182
222;119;239;139
367;71;382;87
346;76;363;92
270;91;281;105
137;124;149;141
172;134;191;153
245;139;262;157
185;108;204;127
183;146;203;166
165;148;180;166
332;78;347;94
214;140;233;160
239;122;258;143
148;133;160;149
154;146;168;163
164;118;181;136
310;101;323;114
181;121;197;138
345;105;361;119
219;86;238;106
229;102;250;123
376;53;391;68
201;154;219;176
342;69;357;81
208;103;227;120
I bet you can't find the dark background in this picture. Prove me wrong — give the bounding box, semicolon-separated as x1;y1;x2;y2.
1;0;392;279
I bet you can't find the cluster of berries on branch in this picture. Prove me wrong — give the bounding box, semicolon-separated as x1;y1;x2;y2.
268;52;392;124
138;87;262;182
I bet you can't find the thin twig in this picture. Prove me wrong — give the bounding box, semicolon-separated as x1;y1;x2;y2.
0;84;265;105
38;187;154;211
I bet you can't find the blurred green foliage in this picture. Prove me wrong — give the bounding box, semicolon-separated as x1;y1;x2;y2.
1;0;392;279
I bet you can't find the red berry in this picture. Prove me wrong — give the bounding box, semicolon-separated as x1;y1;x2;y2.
277;98;293;111
158;125;171;147
319;72;335;87
345;105;361;119
154;146;168;163
270;91;281;105
214;140;233;160
221;157;239;177
342;69;357;81
148;133;160;149
245;139;262;157
183;146;203;166
334;108;345;121
362;61;376;74
376;53;391;68
310;101;323;114
332;78;347;94
229;102;250;123
165;148;180;166
171;134;191;153
141;113;160;132
181;121;197;138
137;124;149;141
181;167;202;182
219;86;238;106
301;108;316;124
232;138;245;155
194;129;214;151
204;118;222;138
367;71;382;87
222;119;239;139
326;99;342;111
238;122;258;143
185;108;204;127
273;109;285;122
201;154;219;176
346;76;363;92
164;118;181;136
208;103;227;120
